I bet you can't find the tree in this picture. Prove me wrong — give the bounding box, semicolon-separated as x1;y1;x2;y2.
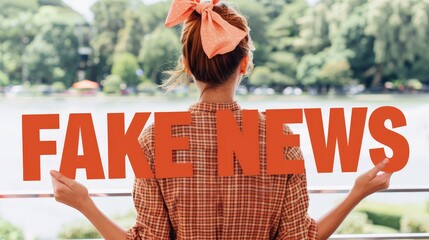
294;2;331;54
233;0;270;66
296;48;352;92
267;0;308;52
111;53;141;88
0;11;36;84
115;10;145;56
138;1;171;34
102;74;123;94
90;0;131;82
23;4;82;86
22;35;59;84
365;0;429;87
0;71;10;86
249;66;271;86
139;27;180;84
329;2;376;87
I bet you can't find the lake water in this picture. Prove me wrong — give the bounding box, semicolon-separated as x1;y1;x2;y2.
0;94;428;239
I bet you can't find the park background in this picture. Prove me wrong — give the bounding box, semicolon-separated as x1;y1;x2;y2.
0;0;429;239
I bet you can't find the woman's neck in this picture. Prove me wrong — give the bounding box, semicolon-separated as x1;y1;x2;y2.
198;84;236;103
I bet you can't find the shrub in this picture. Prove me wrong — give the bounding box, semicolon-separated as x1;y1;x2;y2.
0;71;9;87
363;209;401;230
356;202;410;230
102;75;123;95
137;81;158;96
400;214;429;233
51;81;66;93
0;218;25;240
112;53;141;88
58;211;136;239
336;212;369;234
336;211;398;234
58;221;100;239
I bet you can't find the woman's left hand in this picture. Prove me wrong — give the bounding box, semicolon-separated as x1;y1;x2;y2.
50;170;91;212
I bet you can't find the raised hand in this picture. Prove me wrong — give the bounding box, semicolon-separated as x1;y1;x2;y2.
351;158;393;199
50;170;91;211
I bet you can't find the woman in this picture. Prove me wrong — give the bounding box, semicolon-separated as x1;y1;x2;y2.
50;0;392;239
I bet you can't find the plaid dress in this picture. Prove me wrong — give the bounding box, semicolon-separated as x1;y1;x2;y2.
127;101;318;240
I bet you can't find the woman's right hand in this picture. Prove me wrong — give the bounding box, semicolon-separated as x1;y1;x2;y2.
350;158;393;199
50;170;91;212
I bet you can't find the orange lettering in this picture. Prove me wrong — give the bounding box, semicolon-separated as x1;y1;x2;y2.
60;114;105;179
369;106;409;172
155;112;192;178
217;110;260;176
108;113;153;179
305;108;367;173
22;114;59;181
266;109;304;175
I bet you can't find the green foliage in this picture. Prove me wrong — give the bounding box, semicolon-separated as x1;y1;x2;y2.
365;0;429;86
112;53;141;87
137;81;158;96
138;1;170;34
336;212;369;234
58;211;136;239
2;0;429;90
400;214;429;233
249;66;271;86
139;26;180;84
22;35;60;84
356;201;426;231
319;59;352;87
233;0;270;66
58;221;101;239
102;74;123;95
51;81;66;93
359;208;402;230
0;218;25;240
336;212;398;234
0;71;10;86
426;200;429;213
267;0;308;52
90;0;132;82
294;3;331;54
115;10;145;56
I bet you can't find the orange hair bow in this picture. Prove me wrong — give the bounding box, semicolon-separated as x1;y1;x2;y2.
165;0;247;59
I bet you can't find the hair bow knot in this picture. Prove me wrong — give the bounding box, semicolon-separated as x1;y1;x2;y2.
165;0;247;59
195;2;213;14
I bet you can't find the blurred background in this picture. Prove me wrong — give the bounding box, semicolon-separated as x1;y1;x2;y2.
0;0;428;239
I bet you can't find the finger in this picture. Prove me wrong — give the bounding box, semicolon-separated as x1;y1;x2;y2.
374;172;393;188
367;158;389;178
51;176;71;191
50;170;74;189
379;171;393;182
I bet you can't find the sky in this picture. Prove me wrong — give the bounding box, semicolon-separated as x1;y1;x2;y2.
64;0;319;21
63;0;164;21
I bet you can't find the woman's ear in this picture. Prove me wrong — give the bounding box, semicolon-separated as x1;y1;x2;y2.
240;55;250;75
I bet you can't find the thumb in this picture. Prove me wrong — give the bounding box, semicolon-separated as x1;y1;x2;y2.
367;158;389;178
50;170;73;188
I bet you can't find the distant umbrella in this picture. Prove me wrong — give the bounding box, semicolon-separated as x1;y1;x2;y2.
72;80;99;89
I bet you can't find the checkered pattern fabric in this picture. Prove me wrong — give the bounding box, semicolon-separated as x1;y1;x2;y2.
126;101;318;239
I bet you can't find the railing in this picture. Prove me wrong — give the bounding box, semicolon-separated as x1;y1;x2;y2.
1;187;429;239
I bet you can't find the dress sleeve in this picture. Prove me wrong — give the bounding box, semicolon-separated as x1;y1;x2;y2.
126;178;172;240
126;126;173;240
276;126;318;239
